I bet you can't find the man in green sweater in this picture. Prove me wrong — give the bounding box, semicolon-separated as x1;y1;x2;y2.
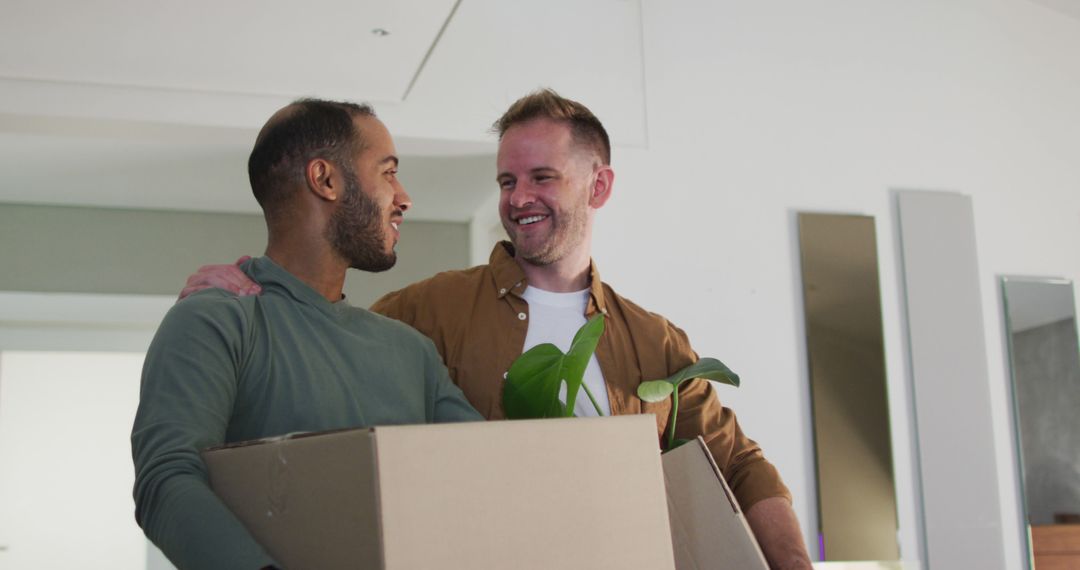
131;99;482;570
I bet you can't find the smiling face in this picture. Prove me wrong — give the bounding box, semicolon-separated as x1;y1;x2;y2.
326;115;411;272
496;118;602;267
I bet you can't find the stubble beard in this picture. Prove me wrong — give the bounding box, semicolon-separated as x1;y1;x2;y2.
327;169;397;273
506;199;588;267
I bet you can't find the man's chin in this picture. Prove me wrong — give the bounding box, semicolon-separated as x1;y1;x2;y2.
350;252;397;273
514;245;556;267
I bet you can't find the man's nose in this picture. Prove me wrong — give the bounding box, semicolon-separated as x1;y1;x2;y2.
394;183;412;212
508;182;536;209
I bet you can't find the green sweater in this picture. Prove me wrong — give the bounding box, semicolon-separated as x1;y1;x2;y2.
131;257;482;570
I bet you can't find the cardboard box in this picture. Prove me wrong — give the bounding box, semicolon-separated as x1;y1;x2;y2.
662;437;769;570
202;415;677;570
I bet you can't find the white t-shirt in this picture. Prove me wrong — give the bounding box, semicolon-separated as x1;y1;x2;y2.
520;286;611;417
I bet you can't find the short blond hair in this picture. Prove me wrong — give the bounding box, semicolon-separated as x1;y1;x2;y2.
493;89;611;165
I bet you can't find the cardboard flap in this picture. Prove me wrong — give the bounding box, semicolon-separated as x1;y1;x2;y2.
662;437;769;570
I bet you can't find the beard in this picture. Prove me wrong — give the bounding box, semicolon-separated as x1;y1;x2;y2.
503;199;588;266
326;169;397;272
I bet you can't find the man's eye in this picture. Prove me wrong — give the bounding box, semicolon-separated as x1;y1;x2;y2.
499;180;515;190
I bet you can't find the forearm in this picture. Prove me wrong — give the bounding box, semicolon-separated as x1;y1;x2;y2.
433;384;485;422
138;473;277;570
745;496;812;570
133;408;277;569
428;350;485;423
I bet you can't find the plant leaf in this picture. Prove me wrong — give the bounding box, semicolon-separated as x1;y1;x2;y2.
559;314;605;416
636;379;675;403
501;314;605;419
502;343;566;419
665;357;739;388
637;358;740;452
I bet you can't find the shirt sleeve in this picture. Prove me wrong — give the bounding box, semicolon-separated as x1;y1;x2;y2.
665;323;793;510
131;294;278;570
370;288;411;322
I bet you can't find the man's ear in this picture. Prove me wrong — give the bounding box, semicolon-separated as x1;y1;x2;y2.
305;158;340;202
588;165;614;209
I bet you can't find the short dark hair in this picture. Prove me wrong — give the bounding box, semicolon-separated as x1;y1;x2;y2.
247;98;375;210
493;89;611;165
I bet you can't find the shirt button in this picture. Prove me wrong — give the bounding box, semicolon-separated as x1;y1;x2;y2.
499;288;507;295
503;372;508;379
518;312;527;320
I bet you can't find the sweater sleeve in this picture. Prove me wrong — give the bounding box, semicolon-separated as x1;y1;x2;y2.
131;294;277;570
418;335;485;423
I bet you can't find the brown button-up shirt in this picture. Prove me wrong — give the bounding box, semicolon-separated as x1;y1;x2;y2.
371;241;790;509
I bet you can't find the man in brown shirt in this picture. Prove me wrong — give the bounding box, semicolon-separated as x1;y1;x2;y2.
184;90;812;569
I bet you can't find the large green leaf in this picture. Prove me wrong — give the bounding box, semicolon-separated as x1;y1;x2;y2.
560;314;605;415
502;314;606;419
503;343;566;419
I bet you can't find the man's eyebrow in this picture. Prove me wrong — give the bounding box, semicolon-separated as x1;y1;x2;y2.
496;166;560;182
497;166;556;178
378;155;399;168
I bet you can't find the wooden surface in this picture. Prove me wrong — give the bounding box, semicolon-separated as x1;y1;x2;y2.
1033;524;1080;569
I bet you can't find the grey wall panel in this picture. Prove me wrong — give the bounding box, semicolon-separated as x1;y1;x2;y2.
0;202;470;308
896;190;1005;569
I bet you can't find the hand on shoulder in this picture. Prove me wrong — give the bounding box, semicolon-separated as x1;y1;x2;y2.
179;256;261;300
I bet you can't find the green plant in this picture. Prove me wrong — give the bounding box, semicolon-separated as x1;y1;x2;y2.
502;313;741;451
503;314;606;419
637;358;739;450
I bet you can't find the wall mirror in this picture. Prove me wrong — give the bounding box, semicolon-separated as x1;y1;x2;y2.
1001;276;1080;568
797;213;899;562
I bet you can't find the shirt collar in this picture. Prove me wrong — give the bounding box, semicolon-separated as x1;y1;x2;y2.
246;256;353;319
488;241;609;316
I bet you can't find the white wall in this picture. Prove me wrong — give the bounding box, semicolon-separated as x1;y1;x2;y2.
0;351;148;569
587;1;1080;568
470;190;505;267
0;292;177;569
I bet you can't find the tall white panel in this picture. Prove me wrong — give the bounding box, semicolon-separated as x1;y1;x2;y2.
896;190;1005;569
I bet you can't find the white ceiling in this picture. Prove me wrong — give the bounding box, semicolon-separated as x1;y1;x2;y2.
0;0;458;103
0;0;646;222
